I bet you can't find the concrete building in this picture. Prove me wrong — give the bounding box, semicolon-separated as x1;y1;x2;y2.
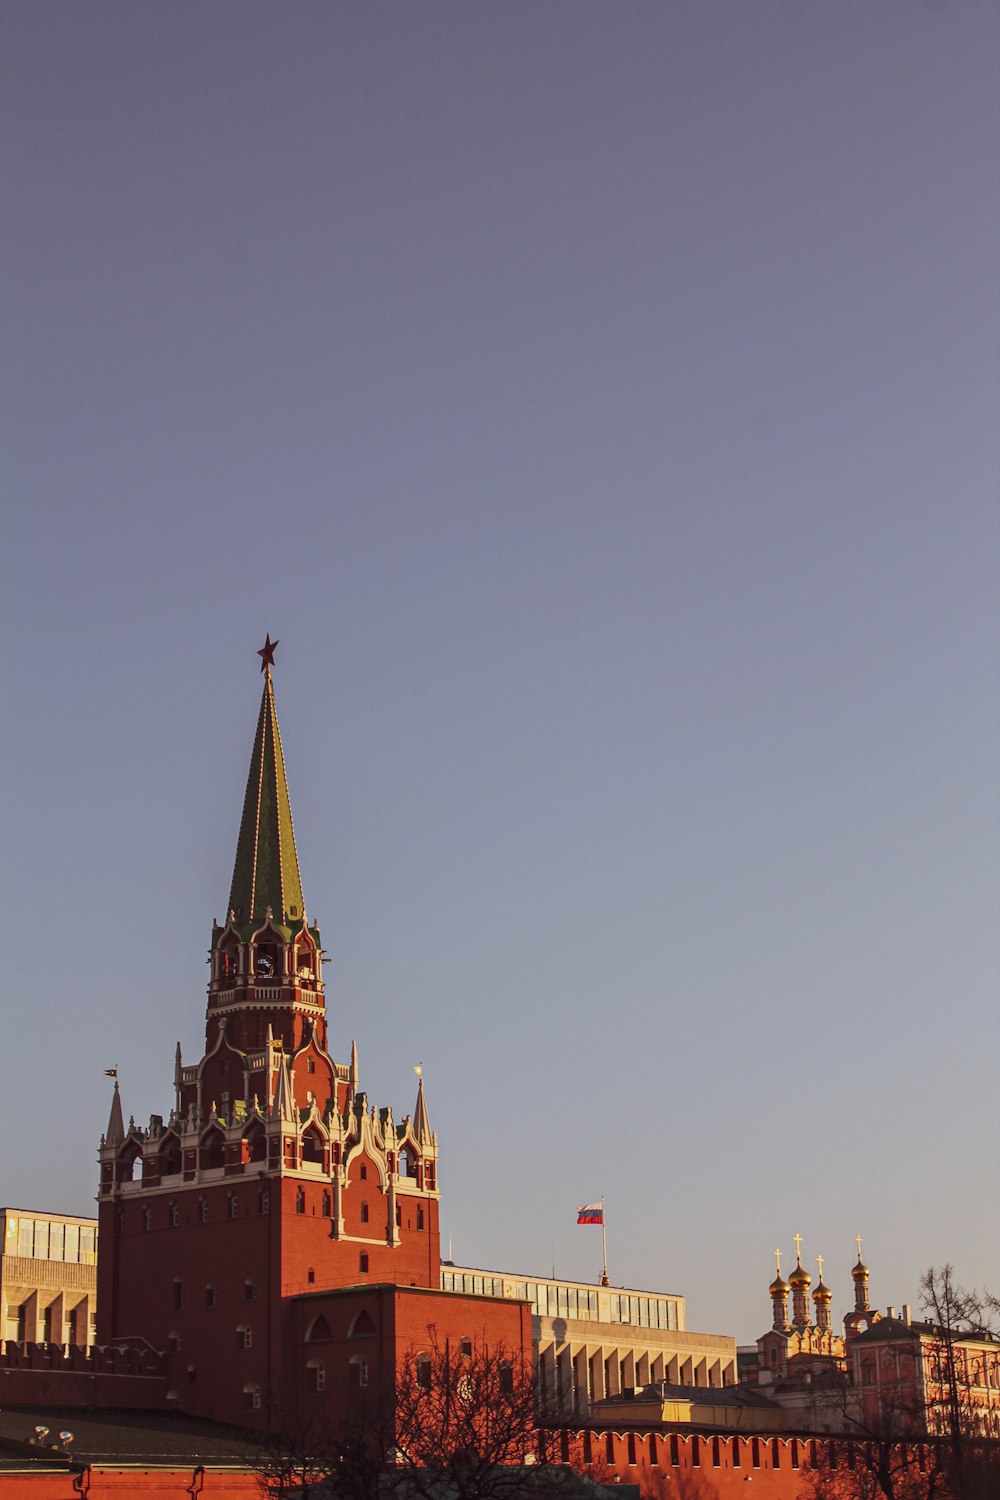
441;1264;737;1414
1;1208;97;1349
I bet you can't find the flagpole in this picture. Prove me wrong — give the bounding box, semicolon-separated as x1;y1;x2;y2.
600;1196;608;1286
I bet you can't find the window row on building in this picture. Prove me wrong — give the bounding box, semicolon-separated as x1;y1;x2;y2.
3;1217;97;1265
440;1269;680;1331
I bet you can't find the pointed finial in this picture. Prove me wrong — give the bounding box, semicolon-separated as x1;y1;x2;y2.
258;634;279;674
793;1232;803;1265
774;1248;782;1275
414;1062;423;1077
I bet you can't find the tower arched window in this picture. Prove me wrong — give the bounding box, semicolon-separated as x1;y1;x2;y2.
199;1128;225;1172
350;1355;368;1388
160;1134;182;1177
118;1143;142;1183
301;1128;323;1166
245;1125;266;1164
253;942;278;979
295;1187;305;1215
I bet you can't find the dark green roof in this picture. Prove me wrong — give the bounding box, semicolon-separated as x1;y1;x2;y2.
228;672;304;926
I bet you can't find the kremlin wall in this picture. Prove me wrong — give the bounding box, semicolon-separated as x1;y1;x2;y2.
1;645;996;1495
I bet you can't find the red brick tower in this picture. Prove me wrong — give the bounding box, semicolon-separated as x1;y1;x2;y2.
96;641;446;1422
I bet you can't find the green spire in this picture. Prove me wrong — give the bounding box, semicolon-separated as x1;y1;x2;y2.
228;665;304;927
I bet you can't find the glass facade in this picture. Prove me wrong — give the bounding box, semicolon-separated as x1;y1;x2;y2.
441;1268;680;1331
4;1215;97;1265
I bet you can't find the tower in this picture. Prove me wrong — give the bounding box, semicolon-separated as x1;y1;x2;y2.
843;1236;879;1339
788;1238;812;1328
96;643;448;1423
768;1249;790;1331
812;1256;832;1333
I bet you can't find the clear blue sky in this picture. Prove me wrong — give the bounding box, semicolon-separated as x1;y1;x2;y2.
2;2;997;1344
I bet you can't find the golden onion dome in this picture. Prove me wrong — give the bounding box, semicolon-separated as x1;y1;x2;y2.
769;1275;790;1295
789;1261;811;1286
813;1279;832;1301
851;1258;869;1280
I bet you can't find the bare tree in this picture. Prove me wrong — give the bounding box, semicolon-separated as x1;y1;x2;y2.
393;1334;539;1500
250;1381;396;1500
249;1386;337;1498
918;1266;1000;1498
804;1367;949;1500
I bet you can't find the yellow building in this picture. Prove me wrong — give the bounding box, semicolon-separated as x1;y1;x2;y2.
0;1208;97;1347
441;1264;737;1417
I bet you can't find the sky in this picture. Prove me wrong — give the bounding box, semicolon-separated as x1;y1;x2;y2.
1;2;997;1346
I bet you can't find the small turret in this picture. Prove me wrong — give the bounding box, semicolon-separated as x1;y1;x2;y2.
105;1080;125;1149
813;1254;833;1332
272;1053;295;1125
769;1248;790;1329
412;1070;432;1145
851;1234;870;1313
789;1234;812;1326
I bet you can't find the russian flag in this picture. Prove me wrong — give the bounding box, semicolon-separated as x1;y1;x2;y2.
577;1203;604;1225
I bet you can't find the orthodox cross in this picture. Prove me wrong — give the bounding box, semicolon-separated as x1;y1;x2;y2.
793;1232;803;1264
774;1248;782;1275
816;1253;824;1280
856;1234;863;1260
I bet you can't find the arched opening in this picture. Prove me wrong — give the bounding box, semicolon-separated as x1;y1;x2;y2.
348;1310;375;1339
350;1355;368;1389
159;1133;182;1177
400;1148;417;1179
117;1142;142;1183
199;1128;225;1171
305;1314;333;1343
301;1127;324;1167
244;1124;266;1164
252;942;279;980
217;942;239;983
295;942;314;982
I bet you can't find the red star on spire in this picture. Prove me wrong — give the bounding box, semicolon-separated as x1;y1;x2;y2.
257;634;279;673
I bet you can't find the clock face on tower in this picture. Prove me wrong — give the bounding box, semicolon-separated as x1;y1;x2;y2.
254;954;274;977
